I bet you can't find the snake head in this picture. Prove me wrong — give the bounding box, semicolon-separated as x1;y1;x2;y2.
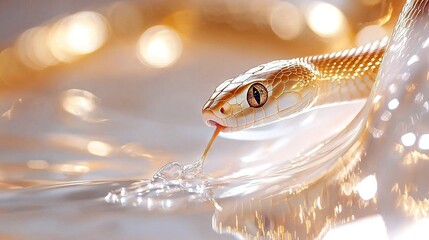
202;59;319;132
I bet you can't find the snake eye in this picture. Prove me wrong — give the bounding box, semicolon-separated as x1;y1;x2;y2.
247;83;268;108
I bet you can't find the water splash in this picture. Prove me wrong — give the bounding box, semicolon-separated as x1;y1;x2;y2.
105;126;224;209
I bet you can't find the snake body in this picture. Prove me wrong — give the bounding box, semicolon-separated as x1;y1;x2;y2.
202;37;388;132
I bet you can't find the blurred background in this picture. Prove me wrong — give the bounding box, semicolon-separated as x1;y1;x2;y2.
0;0;405;239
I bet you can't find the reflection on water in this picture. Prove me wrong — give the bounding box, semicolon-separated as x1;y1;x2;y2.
61;89;98;119
2;0;428;239
87;141;112;157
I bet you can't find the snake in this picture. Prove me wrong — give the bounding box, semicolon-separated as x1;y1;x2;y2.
202;37;389;132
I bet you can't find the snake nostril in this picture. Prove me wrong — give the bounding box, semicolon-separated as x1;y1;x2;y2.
220;107;225;114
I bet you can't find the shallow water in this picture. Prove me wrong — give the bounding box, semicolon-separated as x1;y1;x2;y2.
4;0;429;239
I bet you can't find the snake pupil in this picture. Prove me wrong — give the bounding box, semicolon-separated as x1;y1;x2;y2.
247;83;268;108
253;86;261;104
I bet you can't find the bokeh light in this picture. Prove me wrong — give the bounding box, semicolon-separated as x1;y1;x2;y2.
65;12;108;54
16;26;58;70
401;132;416;147
269;2;304;40
357;175;378;200
49;11;108;62
305;1;347;38
418;134;429;150
388;98;399;110
137;25;183;68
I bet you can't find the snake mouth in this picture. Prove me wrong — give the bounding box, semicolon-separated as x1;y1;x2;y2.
205;118;226;128
203;111;248;133
206;120;220;127
202;110;227;130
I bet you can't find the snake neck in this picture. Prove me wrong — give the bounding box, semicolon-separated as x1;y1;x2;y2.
302;37;388;107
